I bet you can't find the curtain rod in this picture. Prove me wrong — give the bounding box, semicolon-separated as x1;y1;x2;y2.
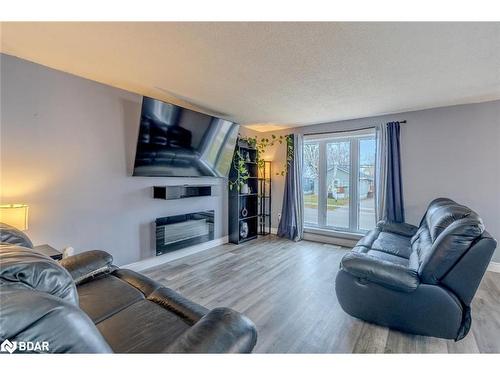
303;120;407;136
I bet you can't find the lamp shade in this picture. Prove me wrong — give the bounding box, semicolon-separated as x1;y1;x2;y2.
0;204;29;230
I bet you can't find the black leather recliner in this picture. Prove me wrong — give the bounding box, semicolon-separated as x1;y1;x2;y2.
0;223;257;353
335;198;497;340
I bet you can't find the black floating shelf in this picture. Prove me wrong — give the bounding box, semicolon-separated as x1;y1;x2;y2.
153;185;212;200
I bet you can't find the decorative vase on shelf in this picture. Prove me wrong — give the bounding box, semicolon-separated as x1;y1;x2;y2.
241;183;249;194
245;153;251;162
241;207;248;217
240;221;249;239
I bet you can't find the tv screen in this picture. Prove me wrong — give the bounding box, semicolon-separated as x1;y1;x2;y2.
133;97;239;177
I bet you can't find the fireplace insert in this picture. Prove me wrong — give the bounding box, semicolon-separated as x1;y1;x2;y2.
155;210;215;255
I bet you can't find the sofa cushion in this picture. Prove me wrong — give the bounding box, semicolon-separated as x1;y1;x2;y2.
77;275;145;323
371;232;413;259
96;299;191;353
354;228;413;260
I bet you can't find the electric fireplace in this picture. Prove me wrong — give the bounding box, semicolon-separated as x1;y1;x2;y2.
155;210;214;255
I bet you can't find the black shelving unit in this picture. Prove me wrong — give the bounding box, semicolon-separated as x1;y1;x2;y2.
228;139;259;244
258;160;272;236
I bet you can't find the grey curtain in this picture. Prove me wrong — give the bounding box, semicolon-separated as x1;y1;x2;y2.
277;134;304;241
385;122;405;223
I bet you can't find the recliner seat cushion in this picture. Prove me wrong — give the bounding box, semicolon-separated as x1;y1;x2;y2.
77;274;145;323
371;232;413;259
353;229;412;264
96;299;191;353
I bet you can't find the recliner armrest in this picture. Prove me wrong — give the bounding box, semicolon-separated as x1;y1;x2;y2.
148;286;210;325
59;250;115;285
165;307;257;353
377;220;418;237
340;252;420;292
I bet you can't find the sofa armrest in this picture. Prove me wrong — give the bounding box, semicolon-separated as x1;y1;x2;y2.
59;250;115;285
148;287;210;325
377;220;418;237
341;252;420;292
165;307;257;353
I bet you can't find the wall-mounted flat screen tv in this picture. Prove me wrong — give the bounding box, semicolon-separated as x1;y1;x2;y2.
133;96;239;177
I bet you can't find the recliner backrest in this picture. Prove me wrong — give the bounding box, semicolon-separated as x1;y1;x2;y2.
0;245;78;304
0;222;34;248
412;198;485;284
0;245;112;353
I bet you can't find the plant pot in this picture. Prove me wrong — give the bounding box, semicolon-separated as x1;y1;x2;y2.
241;184;249;194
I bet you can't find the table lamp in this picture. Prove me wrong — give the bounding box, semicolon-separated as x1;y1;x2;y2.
0;204;29;230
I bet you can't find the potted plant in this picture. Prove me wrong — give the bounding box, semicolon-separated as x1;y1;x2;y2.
229;150;250;191
239;134;293;176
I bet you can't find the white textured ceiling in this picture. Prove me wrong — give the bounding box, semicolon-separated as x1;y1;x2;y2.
1;22;499;129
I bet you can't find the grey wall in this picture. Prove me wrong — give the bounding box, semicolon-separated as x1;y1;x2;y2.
2;54;498;264
0;54;229;266
253;100;500;262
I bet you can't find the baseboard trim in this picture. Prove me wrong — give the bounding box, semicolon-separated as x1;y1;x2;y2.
303;231;358;248
123;236;229;272
487;261;500;273
271;227;357;247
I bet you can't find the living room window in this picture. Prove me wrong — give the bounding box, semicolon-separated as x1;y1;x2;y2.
303;128;376;234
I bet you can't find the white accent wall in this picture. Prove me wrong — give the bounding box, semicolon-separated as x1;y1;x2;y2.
0;54;229;265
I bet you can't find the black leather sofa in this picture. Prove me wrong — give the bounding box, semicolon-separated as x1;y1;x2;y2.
335;198;497;340
0;223;257;353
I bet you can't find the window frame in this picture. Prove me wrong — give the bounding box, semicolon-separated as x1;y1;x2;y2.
303;128;376;234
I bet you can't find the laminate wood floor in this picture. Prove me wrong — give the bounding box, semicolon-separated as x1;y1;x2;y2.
143;235;500;353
